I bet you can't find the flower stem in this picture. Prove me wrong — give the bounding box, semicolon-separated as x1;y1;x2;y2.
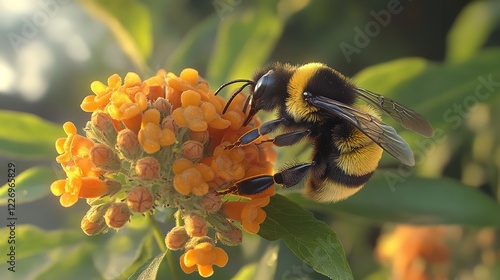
175;209;183;226
149;213;166;251
148;213;180;279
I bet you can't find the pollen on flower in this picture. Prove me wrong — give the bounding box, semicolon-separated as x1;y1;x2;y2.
51;68;277;278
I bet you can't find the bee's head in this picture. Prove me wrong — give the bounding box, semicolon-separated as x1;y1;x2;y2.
242;69;277;125
215;68;279;125
215;64;294;126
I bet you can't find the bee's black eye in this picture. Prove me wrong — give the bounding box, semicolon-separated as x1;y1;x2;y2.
254;70;274;99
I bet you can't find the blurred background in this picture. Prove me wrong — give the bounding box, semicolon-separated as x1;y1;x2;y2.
1;0;500;279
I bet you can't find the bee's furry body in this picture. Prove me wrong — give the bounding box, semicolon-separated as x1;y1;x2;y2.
216;62;432;202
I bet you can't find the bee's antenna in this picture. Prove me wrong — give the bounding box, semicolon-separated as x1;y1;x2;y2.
214;79;254;96
220;81;254;114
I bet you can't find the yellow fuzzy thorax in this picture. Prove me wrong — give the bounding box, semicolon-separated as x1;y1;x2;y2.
285;63;325;123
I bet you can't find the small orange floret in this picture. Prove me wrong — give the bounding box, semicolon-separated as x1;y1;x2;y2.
173;161;213;196
180;68;199;85
222;196;271;234
181;90;201;107
180;242;228;278
78;177;109;198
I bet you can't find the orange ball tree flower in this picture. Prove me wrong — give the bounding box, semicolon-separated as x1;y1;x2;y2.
50;68;277;278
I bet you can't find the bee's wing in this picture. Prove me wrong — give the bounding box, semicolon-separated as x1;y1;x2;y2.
311;95;415;166
355;88;434;137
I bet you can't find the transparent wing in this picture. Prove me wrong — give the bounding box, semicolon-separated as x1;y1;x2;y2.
311;95;415;166
355;88;434;137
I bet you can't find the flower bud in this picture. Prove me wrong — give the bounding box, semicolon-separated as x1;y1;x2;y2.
200;190;222;213
104;203;131;229
81;215;108;236
189;130;209;144
135;156;160;179
126;186;154;213
184;214;208;237
85;204;110;223
154;98;172;115
216;225;242;246
89;111;118;145
104;179;122;196
165;226;189;250
116;129;141;160
181;140;204;160
162;115;178;134
90;143;121;171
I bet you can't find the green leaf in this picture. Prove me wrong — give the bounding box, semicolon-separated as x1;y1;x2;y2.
129;251;166;280
288;175;500;226
36;243;100;280
93;225;150;279
0;166;57;206
0;225;98;280
259;195;353;280
80;0;152;70
353;48;500;139
0;110;63;160
446;0;500;63
232;263;258;280
207;1;285;88
166;15;219;74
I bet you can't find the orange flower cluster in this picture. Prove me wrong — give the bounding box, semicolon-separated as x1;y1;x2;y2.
375;225;451;280
50;68;277;278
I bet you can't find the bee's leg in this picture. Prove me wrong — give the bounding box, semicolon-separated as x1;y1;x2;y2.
225;118;286;149
223;162;315;195
257;129;311;147
226;118;311;149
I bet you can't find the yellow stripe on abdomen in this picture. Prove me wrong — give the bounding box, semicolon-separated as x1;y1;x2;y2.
306;179;364;202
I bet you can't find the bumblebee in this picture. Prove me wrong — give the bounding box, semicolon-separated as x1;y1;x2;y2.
215;62;433;202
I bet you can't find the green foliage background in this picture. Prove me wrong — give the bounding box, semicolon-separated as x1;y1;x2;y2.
0;0;499;279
